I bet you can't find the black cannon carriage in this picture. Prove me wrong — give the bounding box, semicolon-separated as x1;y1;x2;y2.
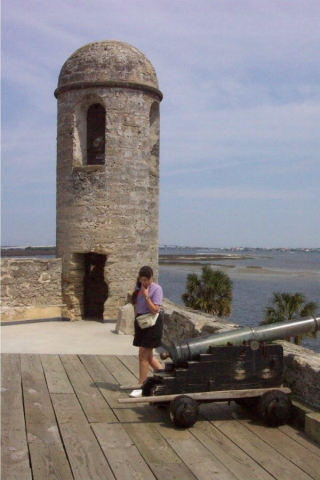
119;315;320;428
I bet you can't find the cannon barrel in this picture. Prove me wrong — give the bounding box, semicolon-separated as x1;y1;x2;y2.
161;315;320;365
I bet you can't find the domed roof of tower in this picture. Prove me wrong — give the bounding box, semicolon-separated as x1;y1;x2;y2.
56;40;160;95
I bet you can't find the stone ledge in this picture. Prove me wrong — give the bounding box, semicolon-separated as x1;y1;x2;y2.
1;317;71;326
290;397;319;429
290;397;320;442
305;412;320;444
1;305;65;323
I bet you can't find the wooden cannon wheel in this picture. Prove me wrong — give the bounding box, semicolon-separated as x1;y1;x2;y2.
169;395;199;428
256;389;293;426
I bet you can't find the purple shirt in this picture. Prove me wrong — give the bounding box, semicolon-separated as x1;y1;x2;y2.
135;282;163;315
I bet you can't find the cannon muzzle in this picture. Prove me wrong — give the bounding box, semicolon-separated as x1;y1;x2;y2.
161;315;320;364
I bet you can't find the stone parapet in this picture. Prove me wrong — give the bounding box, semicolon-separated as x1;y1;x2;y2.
1;258;63;322
161;298;241;343
278;341;320;409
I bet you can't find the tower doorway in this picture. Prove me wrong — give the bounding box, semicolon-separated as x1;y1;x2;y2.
83;253;108;321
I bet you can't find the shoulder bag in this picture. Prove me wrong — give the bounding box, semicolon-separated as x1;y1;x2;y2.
136;312;159;329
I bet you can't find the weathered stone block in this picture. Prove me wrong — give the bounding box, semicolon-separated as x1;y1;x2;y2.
305;412;320;444
0;258;63;320
115;303;135;335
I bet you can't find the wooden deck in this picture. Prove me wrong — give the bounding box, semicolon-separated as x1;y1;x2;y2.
2;353;320;480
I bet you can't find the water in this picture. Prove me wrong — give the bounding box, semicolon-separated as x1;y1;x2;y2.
159;250;320;353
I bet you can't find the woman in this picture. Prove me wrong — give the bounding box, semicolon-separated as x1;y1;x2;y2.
130;266;163;398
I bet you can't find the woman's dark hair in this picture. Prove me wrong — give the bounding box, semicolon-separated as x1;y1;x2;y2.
131;266;153;304
139;266;153;278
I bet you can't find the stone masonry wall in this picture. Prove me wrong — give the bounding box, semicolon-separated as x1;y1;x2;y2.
56;87;160;320
1;258;63;322
161;298;241;343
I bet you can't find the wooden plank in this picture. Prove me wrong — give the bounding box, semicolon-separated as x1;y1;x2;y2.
3;474;32;480
1;354;32;480
120;384;142;390
117;355;140;378
20;354;59;442
279;424;320;457
51;393;88;424
92;422;156;480
192;419;275;480
3;352;317;480
60;354;117;423
20;354;73;480
79;354;128;409
40;354;74;394
216;400;320;476
133;401;241;480
201;403;313;480
117;408;197;479
97;354;146;409
118;387;291;404
119;407;181;463
117;354;163;389
239;417;320;480
98;355;139;387
148;415;240;480
116;355;159;378
27;439;73;480
60;422;115;480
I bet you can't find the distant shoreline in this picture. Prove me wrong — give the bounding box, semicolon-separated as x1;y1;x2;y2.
1;247;56;257
1;248;249;262
159;253;251;265
2;247;319;263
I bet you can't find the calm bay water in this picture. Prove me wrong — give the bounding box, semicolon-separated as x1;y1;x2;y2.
159;250;320;353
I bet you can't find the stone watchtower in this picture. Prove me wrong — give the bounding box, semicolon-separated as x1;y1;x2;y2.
54;41;162;321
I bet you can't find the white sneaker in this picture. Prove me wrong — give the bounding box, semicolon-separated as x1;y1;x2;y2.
129;389;142;398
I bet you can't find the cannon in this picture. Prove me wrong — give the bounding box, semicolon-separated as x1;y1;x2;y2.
160;315;320;364
119;315;320;428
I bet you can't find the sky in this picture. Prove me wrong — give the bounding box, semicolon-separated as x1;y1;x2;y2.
1;0;320;249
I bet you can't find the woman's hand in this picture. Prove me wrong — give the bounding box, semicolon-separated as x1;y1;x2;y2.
140;285;149;298
140;285;159;314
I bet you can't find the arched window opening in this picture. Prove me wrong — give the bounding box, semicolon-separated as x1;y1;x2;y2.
149;102;160;175
87;103;106;165
150;102;159;128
